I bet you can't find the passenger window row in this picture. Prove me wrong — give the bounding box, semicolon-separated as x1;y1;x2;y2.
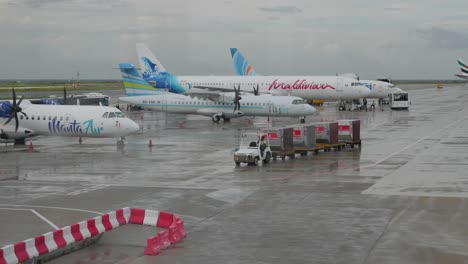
20;115;70;121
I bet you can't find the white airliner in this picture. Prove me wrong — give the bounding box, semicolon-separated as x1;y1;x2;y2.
229;48;403;99
133;43;371;100
118;64;316;122
455;59;468;80
0;90;140;144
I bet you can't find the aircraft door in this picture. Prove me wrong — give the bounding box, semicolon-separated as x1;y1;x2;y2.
64;114;72;126
160;100;168;112
268;102;278;115
335;77;344;100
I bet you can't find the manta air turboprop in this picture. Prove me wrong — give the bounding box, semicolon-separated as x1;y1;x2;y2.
0;90;140;145
230;48;403;99
118;64;316;123
134;43;371;101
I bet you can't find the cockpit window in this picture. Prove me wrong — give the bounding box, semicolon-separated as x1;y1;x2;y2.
351;82;362;86
102;112;108;118
292;99;307;104
108;112;116;118
115;112;125;118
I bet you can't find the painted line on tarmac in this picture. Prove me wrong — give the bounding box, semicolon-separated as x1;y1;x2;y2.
31;209;59;229
0;204;102;215
0;208;59;229
67;184;110;196
362;115;467;169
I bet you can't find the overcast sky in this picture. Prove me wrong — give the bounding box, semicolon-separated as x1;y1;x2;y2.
1;0;468;80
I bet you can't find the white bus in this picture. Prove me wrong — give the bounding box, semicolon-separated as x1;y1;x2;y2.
389;92;410;109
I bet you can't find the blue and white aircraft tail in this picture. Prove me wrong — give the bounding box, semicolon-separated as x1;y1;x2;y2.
230;48;258;76
119;63;164;96
136;43;167;79
135;44;186;94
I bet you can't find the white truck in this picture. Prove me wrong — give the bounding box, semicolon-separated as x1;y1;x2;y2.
234;133;272;166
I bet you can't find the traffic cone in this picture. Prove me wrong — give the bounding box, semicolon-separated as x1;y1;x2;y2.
179;121;183;128
148;139;153;148
29;141;33;151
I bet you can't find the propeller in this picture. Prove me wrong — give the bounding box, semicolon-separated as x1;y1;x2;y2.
253;83;259;96
4;89;28;132
233;84;242;112
63;87;67;105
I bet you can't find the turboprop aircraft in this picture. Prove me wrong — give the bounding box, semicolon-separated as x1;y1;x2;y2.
0;89;140;144
118;64;316;123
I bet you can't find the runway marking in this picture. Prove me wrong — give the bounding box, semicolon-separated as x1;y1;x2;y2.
67;184;110;196
31;209;59;229
361;115;467;169
0;208;59;229
0;204;102;215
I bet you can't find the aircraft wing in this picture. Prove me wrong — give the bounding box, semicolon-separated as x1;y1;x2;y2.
183;88;222;101
190;85;263;95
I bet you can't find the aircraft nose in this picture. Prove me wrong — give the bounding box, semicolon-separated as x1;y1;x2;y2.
358;85;371;97
304;104;316;115
127;119;140;134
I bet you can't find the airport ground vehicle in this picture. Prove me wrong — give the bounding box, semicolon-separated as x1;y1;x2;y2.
31;92;110;106
234;133;272;166
389;91;410;109
264;127;296;160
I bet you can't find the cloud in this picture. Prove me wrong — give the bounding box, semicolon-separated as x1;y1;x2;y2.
8;0;73;8
1;0;468;79
415;27;468;49
258;5;302;14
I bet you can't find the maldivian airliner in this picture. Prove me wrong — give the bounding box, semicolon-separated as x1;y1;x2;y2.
132;43;371;101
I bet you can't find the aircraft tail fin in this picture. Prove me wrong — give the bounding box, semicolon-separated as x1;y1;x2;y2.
119;63;162;96
136;43;168;80
230;48;257;76
458;59;468;74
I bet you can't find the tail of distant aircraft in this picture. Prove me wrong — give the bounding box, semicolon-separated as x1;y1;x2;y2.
230;48;258;76
119;63;163;96
136;43;168;79
455;59;468;79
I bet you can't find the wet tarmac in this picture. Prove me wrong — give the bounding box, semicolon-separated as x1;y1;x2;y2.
1;84;468;263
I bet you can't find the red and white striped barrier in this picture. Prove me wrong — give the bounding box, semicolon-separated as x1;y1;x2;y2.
0;207;186;264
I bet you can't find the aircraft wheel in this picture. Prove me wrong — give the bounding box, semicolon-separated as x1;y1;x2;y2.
212;116;221;122
235;162;241;166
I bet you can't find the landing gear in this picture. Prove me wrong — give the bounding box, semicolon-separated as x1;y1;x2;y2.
14;138;26;145
212;115;221;122
117;137;126;147
299;117;306;123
